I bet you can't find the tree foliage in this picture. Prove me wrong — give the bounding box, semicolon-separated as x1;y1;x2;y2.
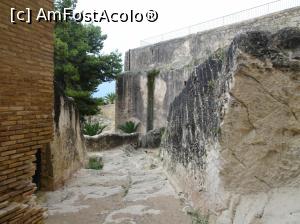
54;0;122;116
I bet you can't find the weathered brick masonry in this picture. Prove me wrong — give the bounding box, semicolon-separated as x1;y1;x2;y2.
0;0;53;223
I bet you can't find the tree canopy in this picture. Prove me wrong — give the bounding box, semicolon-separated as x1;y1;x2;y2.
54;0;122;116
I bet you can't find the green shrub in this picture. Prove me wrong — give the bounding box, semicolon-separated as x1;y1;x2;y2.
83;122;107;136
105;93;116;104
88;156;103;170
118;121;139;133
187;210;208;224
95;97;106;106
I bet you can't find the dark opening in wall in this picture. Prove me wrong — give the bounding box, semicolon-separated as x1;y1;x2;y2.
32;149;42;191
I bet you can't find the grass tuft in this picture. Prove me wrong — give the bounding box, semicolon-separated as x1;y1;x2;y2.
88;156;103;170
187;210;209;224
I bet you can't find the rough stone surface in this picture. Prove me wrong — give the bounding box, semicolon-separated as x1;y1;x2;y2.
40;148;193;224
85;104;116;133
48;89;87;190
84;133;139;151
116;68;190;133
162;28;300;223
139;128;165;148
117;7;300;134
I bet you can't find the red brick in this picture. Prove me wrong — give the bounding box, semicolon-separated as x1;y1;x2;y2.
0;0;54;223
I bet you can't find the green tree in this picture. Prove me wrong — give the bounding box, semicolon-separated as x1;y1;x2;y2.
54;0;122;116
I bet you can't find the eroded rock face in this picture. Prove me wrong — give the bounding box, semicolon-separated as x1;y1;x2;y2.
85;104;116;133
139;128;165;148
49;88;87;190
162;28;300;223
220;28;300;193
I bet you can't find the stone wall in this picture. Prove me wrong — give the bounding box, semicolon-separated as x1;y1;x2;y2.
116;73;146;131
85;133;139;151
117;7;300;133
86;104;116;133
162;28;300;223
116;69;190;133
0;0;54;223
125;7;300;72
45;86;86;190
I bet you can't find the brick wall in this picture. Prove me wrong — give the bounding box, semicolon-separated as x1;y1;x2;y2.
0;0;53;223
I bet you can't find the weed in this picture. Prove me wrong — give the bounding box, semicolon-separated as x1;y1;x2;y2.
207;80;216;90
83;122;107;136
88;156;103;170
187;210;209;224
214;48;226;61
118;121;139;133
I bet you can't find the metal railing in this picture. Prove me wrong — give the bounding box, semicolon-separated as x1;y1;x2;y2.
140;0;300;46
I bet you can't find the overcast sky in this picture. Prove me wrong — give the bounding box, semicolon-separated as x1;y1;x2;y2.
75;0;278;97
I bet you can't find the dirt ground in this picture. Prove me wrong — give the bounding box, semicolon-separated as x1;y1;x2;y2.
39;147;193;224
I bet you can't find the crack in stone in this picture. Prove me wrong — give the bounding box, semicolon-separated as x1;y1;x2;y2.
240;72;298;121
253;175;272;189
122;174;132;197
229;92;256;130
227;148;247;168
231;196;241;224
255;192;272;220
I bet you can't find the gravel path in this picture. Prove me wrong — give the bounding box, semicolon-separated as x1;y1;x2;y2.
40;147;192;224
